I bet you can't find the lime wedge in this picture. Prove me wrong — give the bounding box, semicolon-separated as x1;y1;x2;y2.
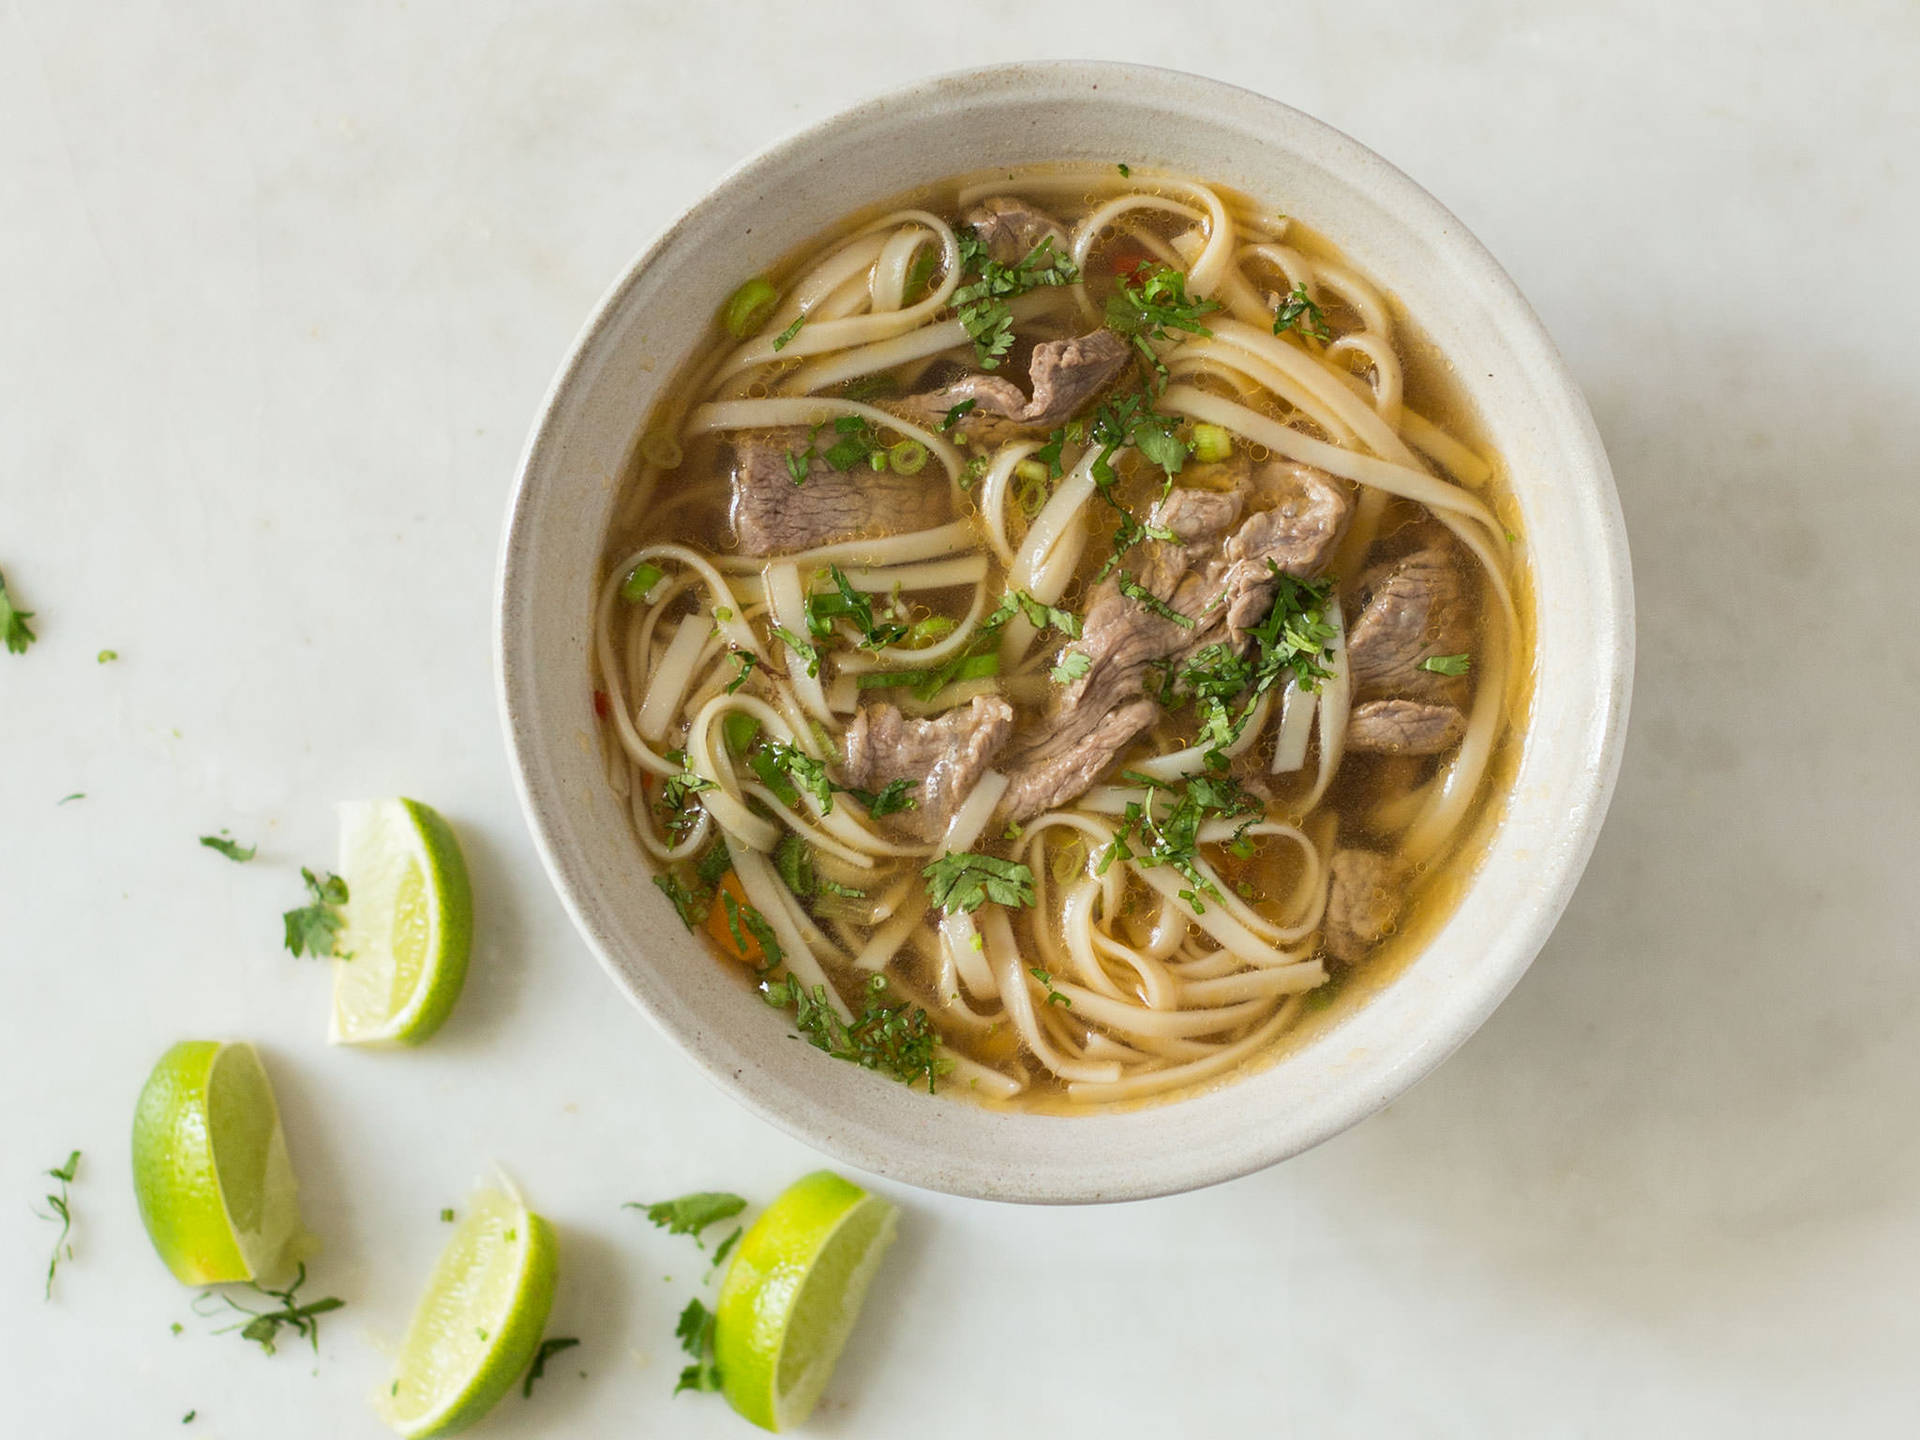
378;1184;558;1438
714;1170;898;1432
330;798;473;1046
131;1040;306;1286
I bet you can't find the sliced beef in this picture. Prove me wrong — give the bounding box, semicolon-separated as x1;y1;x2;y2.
1345;544;1471;696
995;696;1160;824
1136;486;1246;598
840;695;1014;843
1023;330;1131;427
1345;699;1465;755
732;428;950;556
893;330;1130;442
1217;462;1352;644
965;195;1070;266
1323;848;1397;963
997;487;1238;822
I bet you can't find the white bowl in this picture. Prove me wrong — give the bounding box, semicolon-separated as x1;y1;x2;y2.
496;62;1633;1204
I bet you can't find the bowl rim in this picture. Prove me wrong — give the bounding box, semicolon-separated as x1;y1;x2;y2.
496;59;1634;1203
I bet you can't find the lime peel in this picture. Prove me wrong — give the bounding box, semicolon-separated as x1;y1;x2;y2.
714;1170;898;1432
330;798;473;1046
131;1040;306;1286
378;1183;557;1438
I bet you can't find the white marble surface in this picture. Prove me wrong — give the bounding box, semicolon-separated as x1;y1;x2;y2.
3;3;1916;1435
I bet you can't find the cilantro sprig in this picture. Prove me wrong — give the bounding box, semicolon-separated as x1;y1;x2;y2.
37;1150;80;1299
194;1263;344;1357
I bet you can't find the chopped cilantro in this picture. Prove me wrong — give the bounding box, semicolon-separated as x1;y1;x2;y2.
626;1192;747;1245
672;1298;723;1394
763;972;950;1091
522;1336;581;1398
1050;651;1092;685
198;831;256;863
1419;652;1472;676
1272;282;1331;342
845;777;918;818
282;870;349;958
923;851;1036;914
37;1150;80;1299
951;232;1080;370
0;568;36;655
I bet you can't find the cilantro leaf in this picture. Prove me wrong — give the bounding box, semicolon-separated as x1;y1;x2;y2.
198;831;257;863
0;568;36;655
522;1336;580;1398
627;1192;747;1245
1050;651;1092;685
845;777;918;818
1419;652;1472;676
757;740;835;812
769;624;821;678
1115;572;1196;629
282;869;349;958
922;851;1036;913
1272;282;1331;342
672;1298;723;1394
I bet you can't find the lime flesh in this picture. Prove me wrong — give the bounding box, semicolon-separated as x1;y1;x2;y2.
715;1171;898;1432
378;1185;558;1438
331;797;473;1046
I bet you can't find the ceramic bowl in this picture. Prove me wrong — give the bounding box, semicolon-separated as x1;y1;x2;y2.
496;61;1633;1203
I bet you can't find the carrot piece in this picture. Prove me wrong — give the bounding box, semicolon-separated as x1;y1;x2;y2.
705;870;765;965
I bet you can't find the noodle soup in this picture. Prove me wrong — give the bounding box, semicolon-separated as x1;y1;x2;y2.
592;166;1529;1110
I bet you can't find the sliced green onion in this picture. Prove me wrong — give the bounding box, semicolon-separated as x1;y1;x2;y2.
640;429;683;469
773;834;817;898
721;276;780;339
868;450;889;472
621;562;666;603
856;671;907;691
906;616;957;647
1013;458;1048;485
888;440;929;475
950;653;1000;683
1191;423;1234;464
722;711;761;757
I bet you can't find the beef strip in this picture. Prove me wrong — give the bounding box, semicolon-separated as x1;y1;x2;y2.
893;330;1131;442
997;487;1242;822
964;195;1070;266
731;427;951;556
1136;486;1246;598
1345;543;1472;697
840;695;1014;843
1344;698;1466;755
1216;462;1352;644
1323;848;1397;963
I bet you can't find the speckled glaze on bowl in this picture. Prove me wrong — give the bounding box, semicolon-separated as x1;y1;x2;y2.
496;62;1633;1204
